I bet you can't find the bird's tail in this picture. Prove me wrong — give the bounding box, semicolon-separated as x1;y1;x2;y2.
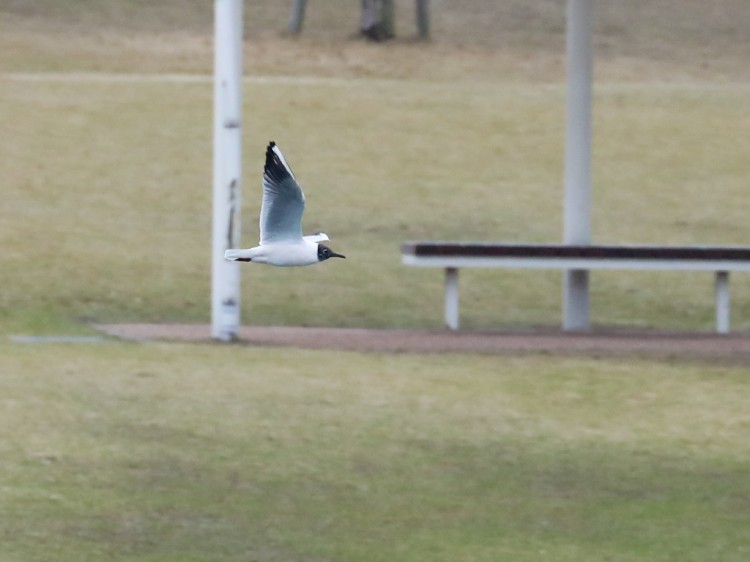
224;249;253;262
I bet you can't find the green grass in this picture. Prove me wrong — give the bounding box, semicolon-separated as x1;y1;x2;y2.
2;341;750;561
1;1;749;334
2;5;750;560
2;77;749;333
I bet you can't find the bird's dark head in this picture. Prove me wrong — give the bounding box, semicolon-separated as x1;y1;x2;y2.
317;243;346;262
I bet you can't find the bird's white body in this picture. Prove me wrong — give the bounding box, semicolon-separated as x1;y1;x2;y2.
225;238;320;267
224;142;344;267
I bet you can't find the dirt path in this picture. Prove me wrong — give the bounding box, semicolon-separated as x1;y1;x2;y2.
97;324;750;364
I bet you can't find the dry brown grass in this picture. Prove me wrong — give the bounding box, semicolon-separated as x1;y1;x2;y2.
1;0;749;334
1;0;748;81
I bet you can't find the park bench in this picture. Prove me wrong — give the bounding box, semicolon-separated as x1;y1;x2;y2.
401;242;750;333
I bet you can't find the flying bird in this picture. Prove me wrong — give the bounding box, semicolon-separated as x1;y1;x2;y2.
224;141;345;266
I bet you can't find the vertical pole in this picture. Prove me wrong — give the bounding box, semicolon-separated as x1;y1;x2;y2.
563;0;594;331
211;0;243;341
445;267;460;330
715;271;730;334
288;0;308;35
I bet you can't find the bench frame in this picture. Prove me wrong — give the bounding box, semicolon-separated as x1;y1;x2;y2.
401;242;750;333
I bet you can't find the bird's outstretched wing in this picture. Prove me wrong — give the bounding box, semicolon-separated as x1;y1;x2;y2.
259;142;305;244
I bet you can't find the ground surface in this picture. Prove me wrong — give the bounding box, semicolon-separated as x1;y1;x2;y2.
98;324;750;364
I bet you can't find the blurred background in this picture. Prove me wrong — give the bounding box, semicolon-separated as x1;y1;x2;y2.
2;1;749;79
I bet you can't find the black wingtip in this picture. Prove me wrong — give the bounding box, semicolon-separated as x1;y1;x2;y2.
264;142;277;171
264;140;293;182
266;141;276;160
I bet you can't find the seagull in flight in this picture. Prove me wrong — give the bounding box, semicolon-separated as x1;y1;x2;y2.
224;141;345;266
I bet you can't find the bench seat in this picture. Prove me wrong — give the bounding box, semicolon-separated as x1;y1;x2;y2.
401;242;750;333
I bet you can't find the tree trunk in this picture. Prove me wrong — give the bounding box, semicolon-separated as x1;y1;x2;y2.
361;0;395;41
288;0;308;35
381;0;395;38
416;0;430;39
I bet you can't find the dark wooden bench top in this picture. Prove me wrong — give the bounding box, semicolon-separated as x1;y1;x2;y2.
401;242;750;262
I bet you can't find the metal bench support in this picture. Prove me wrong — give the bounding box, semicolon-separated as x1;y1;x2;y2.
715;270;730;334
563;269;590;331
403;243;750;334
445;267;460;330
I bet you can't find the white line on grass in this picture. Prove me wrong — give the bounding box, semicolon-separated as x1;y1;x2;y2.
4;72;750;93
10;335;106;344
2;71;401;88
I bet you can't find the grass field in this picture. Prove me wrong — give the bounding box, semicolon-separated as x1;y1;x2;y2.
2;1;750;334
2;75;749;333
2;343;750;561
2;2;750;560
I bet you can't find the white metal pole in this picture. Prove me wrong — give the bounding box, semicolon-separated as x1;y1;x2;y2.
563;0;594;331
211;0;244;341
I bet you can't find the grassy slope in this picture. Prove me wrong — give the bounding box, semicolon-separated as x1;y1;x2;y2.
1;342;749;561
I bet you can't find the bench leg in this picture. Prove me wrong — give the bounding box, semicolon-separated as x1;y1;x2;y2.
563;269;590;331
715;270;730;334
445;267;460;330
